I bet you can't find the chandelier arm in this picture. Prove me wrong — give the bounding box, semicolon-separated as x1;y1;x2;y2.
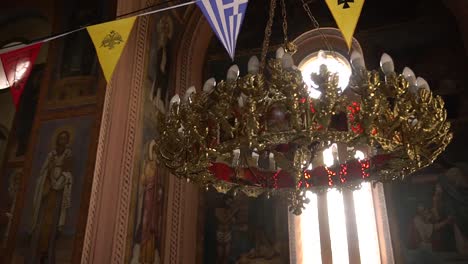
260;0;277;73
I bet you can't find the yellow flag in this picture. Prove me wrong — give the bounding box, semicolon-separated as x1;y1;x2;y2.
325;0;364;50
87;16;137;82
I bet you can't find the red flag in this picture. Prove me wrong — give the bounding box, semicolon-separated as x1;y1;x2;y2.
0;43;42;109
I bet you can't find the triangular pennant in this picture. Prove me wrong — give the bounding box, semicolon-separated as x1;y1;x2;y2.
0;42;42;109
197;0;249;60
87;16;137;82
325;0;365;50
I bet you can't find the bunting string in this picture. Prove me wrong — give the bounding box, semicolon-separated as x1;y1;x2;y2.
0;0;254;110
0;0;198;55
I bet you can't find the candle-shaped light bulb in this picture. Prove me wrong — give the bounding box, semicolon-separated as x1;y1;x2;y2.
183;86;196;103
409;117;418;127
203;78;216;93
252;149;259;167
350;51;365;69
269;153;276;171
232;148;241;166
276;47;285;59
402;67;416;86
238;93;247;108
248;56;259;74
416;77;430;91
169;94;180;110
227;64;239;81
178;125;184;134
380;53;394;75
354;150;365;161
281;53;294;69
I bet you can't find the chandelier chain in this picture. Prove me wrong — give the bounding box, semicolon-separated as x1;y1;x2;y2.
260;0;277;72
300;0;335;53
280;0;289;45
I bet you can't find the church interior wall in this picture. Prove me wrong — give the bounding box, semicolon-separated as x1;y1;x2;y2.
0;0;468;263
0;0;115;262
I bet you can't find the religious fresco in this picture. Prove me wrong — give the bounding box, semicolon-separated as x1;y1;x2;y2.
389;162;468;264
125;10;184;264
45;76;98;109
11;116;93;264
45;9;101;109
202;191;290;264
0;167;22;248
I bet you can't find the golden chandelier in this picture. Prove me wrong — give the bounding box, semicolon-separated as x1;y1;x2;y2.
156;0;452;214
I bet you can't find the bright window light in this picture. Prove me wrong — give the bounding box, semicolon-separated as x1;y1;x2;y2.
299;50;352;98
354;150;365;160
327;189;349;264
323;143;338;167
353;182;381;264
300;191;322;264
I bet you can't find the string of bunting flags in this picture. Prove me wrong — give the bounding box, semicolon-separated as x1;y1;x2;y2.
0;0;363;110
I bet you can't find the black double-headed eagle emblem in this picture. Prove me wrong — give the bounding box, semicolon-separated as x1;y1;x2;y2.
100;30;124;50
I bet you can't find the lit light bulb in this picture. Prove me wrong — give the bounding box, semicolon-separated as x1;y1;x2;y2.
232;149;241;166
251;149;259;167
354;150;365;160
416;77;430;91
380;53;394;75
269;153;276;170
276;47;285;59
402;67;416;86
227;64;239;81
203;78;216;93
183;86;196;103
350;51;365;69
282;53;294;69
248;56;259;74
238;94;245;108
299;50;352;96
323;144;338;167
169;94;181;109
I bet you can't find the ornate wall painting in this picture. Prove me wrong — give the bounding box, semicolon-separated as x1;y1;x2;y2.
125;11;183;264
146;13;175;119
202;191;290;264
127;139;168;264
45;76;98;110
389;163;468;263
45;9;102;110
12;116;93;264
0;167;22;248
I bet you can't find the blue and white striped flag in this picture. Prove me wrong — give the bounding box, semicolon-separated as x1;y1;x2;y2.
197;0;249;60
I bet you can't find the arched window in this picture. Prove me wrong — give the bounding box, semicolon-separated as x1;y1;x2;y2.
288;28;394;264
